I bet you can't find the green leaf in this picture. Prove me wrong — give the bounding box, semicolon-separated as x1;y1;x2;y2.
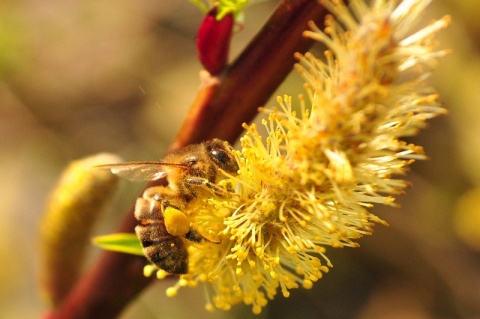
92;233;144;256
190;0;250;20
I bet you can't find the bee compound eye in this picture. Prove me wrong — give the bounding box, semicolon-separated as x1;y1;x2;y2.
210;147;238;173
210;149;228;164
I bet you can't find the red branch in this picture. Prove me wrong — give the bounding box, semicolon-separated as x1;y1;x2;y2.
171;0;328;149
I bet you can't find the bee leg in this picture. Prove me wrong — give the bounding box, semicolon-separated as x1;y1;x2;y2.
142;186;186;210
184;229;204;242
184;177;230;197
184;228;221;244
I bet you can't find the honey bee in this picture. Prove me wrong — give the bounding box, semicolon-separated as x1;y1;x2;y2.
100;139;238;274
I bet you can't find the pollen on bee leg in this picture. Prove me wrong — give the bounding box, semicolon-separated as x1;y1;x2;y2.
164;207;190;237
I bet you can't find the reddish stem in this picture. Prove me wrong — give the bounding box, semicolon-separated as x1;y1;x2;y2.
171;0;327;148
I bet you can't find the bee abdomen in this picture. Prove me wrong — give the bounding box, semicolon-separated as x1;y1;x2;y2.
134;197;189;274
136;224;188;274
135;197;162;221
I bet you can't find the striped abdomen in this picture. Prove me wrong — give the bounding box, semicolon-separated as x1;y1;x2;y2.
134;197;188;274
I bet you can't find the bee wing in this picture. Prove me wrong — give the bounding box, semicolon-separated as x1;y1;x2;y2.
97;162;172;181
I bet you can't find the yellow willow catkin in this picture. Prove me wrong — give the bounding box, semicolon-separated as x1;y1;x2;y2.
40;153;121;307
144;0;449;314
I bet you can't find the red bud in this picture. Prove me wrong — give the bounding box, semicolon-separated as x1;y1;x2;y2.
196;7;234;75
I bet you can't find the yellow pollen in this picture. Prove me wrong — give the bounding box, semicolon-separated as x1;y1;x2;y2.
205;303;215;312
164;207;190;237
166;287;178;297
143;265;156;277
156;269;167;280
253;305;262;315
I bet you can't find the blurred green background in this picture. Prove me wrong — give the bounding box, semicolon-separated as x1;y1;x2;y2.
1;0;480;318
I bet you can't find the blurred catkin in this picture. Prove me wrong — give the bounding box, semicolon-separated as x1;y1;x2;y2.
39;153;121;307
